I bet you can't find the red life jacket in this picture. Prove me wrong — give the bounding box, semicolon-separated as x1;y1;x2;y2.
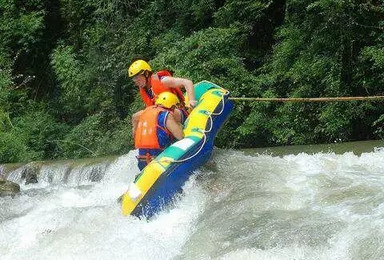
134;106;172;149
139;70;185;107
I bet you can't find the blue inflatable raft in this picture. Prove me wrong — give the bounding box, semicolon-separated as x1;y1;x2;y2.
121;81;234;218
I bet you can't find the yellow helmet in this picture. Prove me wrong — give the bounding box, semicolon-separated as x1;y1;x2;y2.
128;60;152;77
155;92;180;109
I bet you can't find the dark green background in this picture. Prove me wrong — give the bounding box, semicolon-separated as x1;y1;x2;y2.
1;0;383;163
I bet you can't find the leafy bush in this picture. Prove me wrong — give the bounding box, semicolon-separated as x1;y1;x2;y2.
12;109;70;159
0;131;34;163
1;0;384;163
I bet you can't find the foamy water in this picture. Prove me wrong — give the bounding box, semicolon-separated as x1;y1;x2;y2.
1;144;384;260
0;151;207;260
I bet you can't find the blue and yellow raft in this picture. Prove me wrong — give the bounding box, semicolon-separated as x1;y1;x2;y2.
121;81;234;218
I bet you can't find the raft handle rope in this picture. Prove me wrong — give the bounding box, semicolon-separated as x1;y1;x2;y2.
155;90;229;164
166;130;208;164
147;129;208;165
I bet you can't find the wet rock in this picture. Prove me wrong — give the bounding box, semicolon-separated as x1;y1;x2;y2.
21;164;39;184
89;164;108;182
0;178;20;197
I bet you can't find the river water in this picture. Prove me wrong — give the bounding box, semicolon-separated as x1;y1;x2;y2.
1;140;384;260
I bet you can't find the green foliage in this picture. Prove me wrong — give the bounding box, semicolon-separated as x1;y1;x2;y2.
0;57;13;108
1;0;384;163
214;0;269;27
153;26;248;80
373;114;384;139
0;106;66;163
50;44;89;121
59;108;133;159
151;26;264;147
0;132;32;163
0;0;45;51
13;109;70;159
239;0;384;145
0;106;71;163
362;47;384;68
0;108;13;132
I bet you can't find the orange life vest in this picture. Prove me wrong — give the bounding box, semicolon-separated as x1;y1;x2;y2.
134;106;172;149
139;71;185;107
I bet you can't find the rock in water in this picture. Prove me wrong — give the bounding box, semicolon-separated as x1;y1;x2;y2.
0;178;20;197
21;164;39;184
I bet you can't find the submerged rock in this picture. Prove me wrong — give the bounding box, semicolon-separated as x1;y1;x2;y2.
21;164;39;184
0;178;20;197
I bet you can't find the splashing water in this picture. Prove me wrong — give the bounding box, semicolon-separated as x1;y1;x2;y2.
1;141;384;260
0;151;207;260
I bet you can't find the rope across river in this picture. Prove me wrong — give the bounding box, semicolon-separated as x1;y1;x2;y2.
229;96;384;102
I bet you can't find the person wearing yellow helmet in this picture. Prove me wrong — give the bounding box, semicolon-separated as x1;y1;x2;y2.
128;59;153;78
134;92;184;170
155;91;180;109
128;59;196;137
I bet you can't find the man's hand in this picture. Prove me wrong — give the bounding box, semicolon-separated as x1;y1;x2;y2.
189;99;197;108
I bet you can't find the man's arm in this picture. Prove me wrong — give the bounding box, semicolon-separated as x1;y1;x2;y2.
165;113;184;140
161;77;197;107
132;110;143;138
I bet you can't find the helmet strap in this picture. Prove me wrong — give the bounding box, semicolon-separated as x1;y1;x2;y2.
143;71;152;85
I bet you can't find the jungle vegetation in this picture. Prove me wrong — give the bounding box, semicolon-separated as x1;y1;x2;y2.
1;0;383;163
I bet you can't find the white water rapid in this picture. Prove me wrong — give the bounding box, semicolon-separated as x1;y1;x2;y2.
1;142;384;260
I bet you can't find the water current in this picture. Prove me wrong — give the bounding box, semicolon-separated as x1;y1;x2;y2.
1;140;384;260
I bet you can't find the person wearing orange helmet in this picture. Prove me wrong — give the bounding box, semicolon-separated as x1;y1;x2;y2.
134;92;184;170
128;59;196;137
